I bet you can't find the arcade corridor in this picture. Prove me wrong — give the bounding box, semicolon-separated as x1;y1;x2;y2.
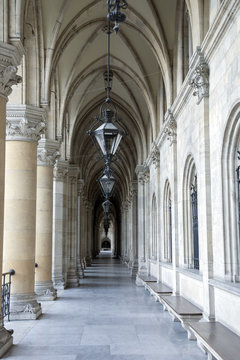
3;256;205;360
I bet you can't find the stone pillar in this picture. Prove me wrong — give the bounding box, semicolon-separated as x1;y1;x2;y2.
130;181;138;277
35;138;59;300
77;179;84;278
135;165;147;278
190;54;214;320
52;159;68;289
85;202;93;267
66;166;79;287
164;112;179;294
120;206;124;260
144;168;150;274
0;41;21;356
4;104;45;320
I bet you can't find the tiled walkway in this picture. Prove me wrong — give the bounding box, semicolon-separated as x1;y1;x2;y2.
4;255;206;359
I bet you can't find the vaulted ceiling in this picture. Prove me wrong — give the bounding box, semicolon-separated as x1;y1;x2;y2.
17;0;206;212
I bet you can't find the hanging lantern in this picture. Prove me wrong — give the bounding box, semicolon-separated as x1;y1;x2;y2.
98;165;116;198
102;199;112;215
88;105;125;163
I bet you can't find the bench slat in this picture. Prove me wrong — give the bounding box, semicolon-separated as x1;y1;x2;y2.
139;275;157;282
161;296;202;315
147;282;172;293
189;322;240;360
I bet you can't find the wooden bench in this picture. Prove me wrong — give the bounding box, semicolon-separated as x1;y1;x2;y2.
159;295;202;340
145;282;172;301
188;321;240;360
136;274;157;286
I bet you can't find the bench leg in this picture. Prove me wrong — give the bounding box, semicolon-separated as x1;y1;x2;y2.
181;321;196;340
196;340;208;355
135;277;144;286
169;312;180;322
208;352;217;360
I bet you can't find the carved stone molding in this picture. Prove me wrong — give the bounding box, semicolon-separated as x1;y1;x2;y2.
78;179;85;196
10;293;42;320
130;181;138;197
150;143;160;168
163;110;177;145
68;165;79;186
53;159;69;181
135;164;149;185
189;52;209;104
0;42;22;99
0;66;22;98
37;138;60;167
6;105;46;143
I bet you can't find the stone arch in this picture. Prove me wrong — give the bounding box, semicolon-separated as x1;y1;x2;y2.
182;155;199;269
151;193;157;259
222;101;240;282
163;179;172;263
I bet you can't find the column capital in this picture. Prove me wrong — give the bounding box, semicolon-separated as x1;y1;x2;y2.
0;42;22;99
163;110;177;146
77;179;85;195
6;105;46;143
68;165;79;184
53;159;69;181
150;142;160;168
135;164;149;184
130;181;138;196
189;48;209;104
37;138;60;167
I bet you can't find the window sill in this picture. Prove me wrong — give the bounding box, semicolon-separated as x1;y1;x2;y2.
159;261;173;270
148;258;157;264
177;266;203;281
209;278;240;297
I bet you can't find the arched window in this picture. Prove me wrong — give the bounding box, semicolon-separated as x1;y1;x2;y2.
183;156;199;270
183;2;193;78
222;104;240;282
151;194;157;259
163;181;172;263
236;152;240;245
190;174;199;270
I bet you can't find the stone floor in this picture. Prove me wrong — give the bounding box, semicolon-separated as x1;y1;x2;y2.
3;255;206;359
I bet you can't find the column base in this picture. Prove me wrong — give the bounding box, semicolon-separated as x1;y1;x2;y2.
10;293;42;320
35;281;57;301
67;268;79;288
85;256;92;267
77;260;85;279
53;278;66;290
0;324;13;357
130;259;138;277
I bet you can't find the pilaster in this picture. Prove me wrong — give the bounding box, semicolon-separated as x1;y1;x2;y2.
66;165;80;287
52;159;69;289
135;165;148;281
35;138;59;300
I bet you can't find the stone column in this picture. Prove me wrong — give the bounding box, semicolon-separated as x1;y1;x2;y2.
190;55;214;320
85;202;93;267
35;138;59;300
66;166;79;287
0;41;21;356
52;159;68;289
135;165;147;279
4;104;45;320
77;179;84;279
164;112;179;294
130;181;138;277
144;168;150;274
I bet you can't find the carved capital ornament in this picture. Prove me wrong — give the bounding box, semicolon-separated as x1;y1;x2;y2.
189;61;209;104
